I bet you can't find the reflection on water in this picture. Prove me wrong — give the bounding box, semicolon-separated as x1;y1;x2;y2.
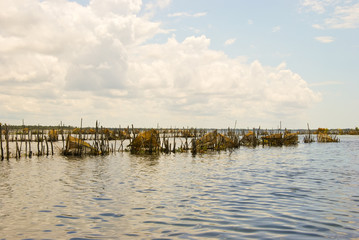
0;136;359;239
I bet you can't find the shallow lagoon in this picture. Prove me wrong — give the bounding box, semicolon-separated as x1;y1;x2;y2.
1;136;358;239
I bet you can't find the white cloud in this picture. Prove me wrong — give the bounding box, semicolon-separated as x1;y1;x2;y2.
168;12;188;17
300;0;332;14
0;0;320;127
224;38;236;46
301;1;359;29
145;0;171;15
315;36;334;43
312;24;324;29
168;12;207;18
155;0;171;9
128;36;320;124
325;3;359;29
89;0;142;16
193;12;207;17
309;81;343;87
272;26;281;32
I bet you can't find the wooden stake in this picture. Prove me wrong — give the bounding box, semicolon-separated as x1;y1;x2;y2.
5;125;10;160
0;123;3;161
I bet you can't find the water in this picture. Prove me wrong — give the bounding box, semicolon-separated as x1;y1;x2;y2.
1;136;358;239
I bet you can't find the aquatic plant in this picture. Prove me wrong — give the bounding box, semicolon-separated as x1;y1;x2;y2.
195;130;238;152
240;131;259;147
63;135;101;156
129;129;160;154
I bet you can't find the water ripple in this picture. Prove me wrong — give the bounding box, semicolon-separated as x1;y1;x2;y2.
0;136;359;239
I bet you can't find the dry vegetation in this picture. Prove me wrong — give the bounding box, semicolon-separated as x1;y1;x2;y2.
1;122;356;159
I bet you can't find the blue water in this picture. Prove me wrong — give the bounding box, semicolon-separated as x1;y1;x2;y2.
0;136;358;239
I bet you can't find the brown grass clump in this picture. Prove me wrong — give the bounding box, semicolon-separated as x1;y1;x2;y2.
317;133;339;143
240;131;259;146
48;129;58;141
130;129;160;154
63;135;101;155
195;130;237;152
261;133;282;146
261;132;298;146
283;132;298;145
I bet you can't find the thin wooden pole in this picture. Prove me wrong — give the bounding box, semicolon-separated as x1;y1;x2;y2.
41;130;45;156
5;125;10;160
51;138;54;155
15;136;19;159
45;137;49;156
37;125;40;156
0;123;3;161
28;130;32;158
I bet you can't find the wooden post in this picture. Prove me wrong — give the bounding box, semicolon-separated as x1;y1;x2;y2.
252;128;256;147
37;125;40;156
15;136;19;159
61;123;65;150
41;130;45;156
191;128;197;155
0;123;3;161
78;118;83;156
101;126;104;154
19;129;23;156
95;121;98;151
45;137;49;156
28;130;32;158
25;131;28;158
51;139;54;155
5;125;10;160
173;132;176;153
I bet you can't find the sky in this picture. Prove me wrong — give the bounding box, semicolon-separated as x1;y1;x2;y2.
0;0;358;129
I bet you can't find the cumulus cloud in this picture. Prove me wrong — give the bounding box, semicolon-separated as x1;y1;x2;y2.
128;36;320;125
145;0;171;16
301;0;359;29
325;3;359;29
224;38;236;46
272;26;281;32
309;81;343;87
312;24;324;29
315;36;334;43
300;0;333;14
168;12;207;18
0;0;320;127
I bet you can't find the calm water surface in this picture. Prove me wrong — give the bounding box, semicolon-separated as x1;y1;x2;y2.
1;136;358;239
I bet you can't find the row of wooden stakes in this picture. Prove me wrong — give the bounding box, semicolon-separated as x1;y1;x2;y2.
1;123;340;158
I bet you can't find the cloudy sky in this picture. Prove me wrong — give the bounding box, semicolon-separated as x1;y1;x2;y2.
0;0;358;129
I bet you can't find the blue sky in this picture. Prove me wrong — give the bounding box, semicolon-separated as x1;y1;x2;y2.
0;0;358;129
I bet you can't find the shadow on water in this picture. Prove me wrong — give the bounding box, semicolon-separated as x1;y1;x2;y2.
129;153;161;167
